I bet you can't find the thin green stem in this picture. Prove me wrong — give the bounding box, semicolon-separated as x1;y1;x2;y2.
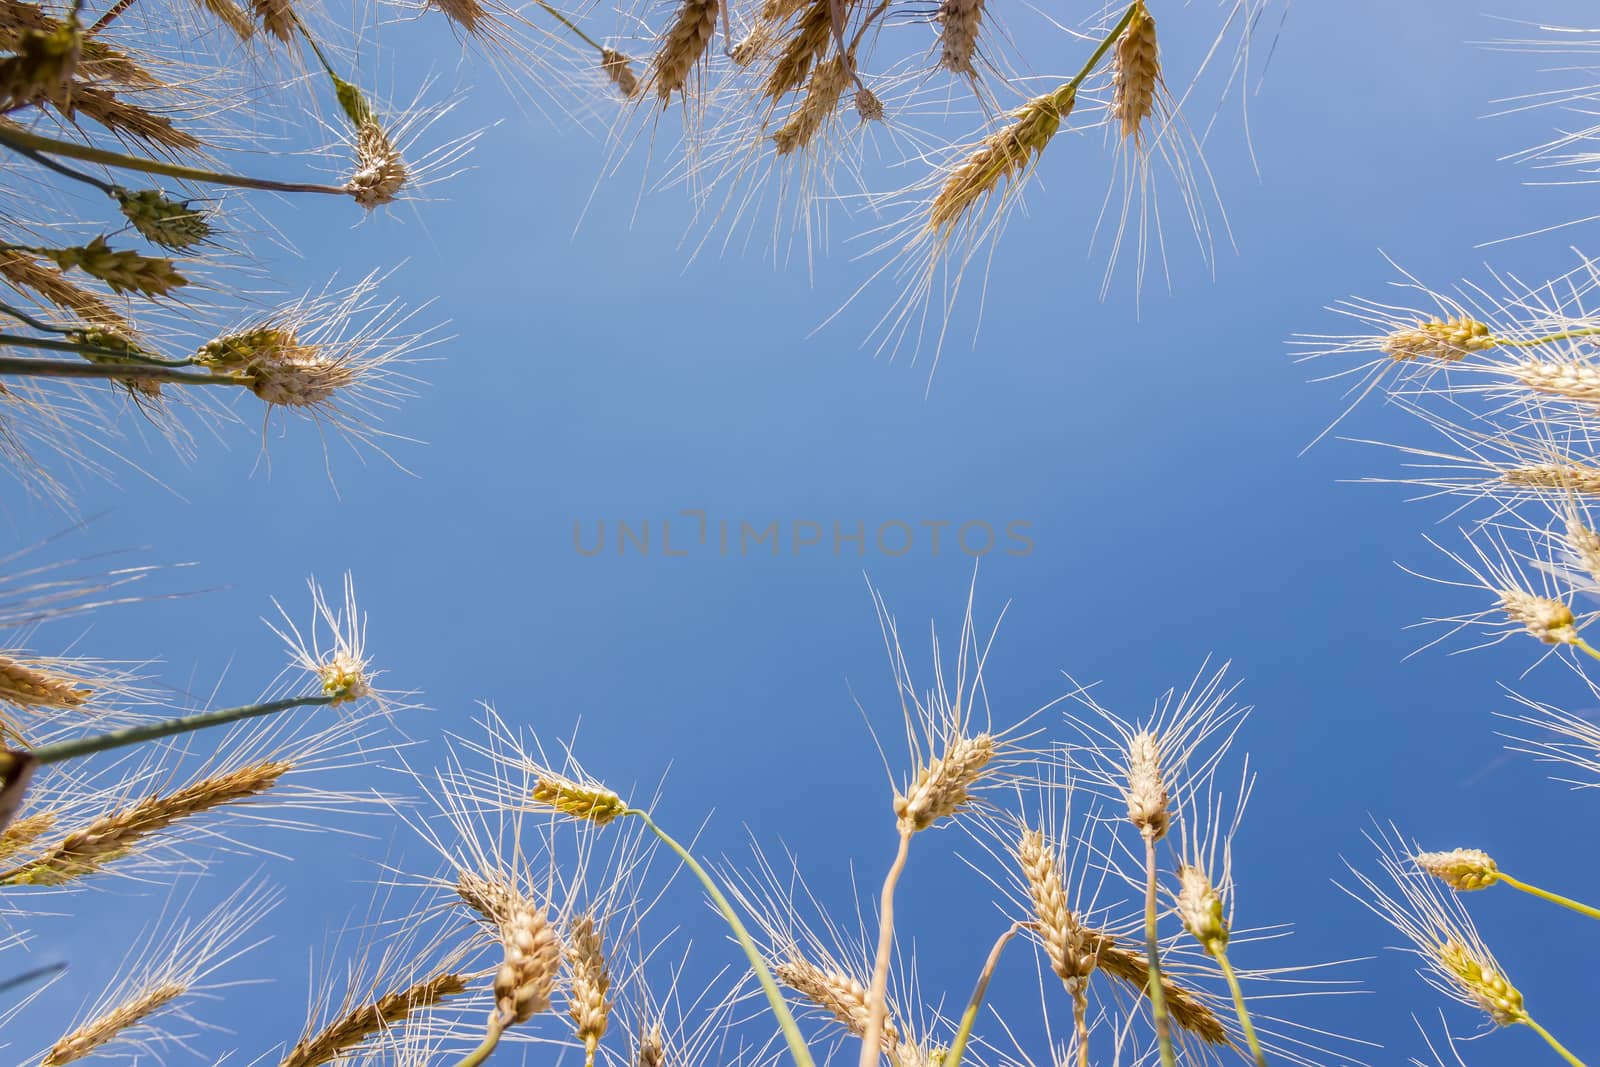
1499;873;1600;921
1065;1;1140;93
290;12;341;82
0;355;228;384
0;304;75;334
859;828;912;1067
1143;833;1176;1067
1523;1016;1587;1067
622;808;815;1067
453;1016;506;1067
1027;0;1139;117
533;0;604;53
0;125;349;196
1215;947;1267;1067
287;10;372;128
6;140;116;195
88;0;136;34
1573;637;1600;665
0;332;193;366
943;921;1031;1067
1503;327;1600;348
27;694;337;766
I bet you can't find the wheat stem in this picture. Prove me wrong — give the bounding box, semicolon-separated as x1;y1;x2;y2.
1215;948;1266;1066
0;125;348;196
1503;328;1600;348
28;694;338;766
6;141;117;195
1068;1;1140;93
1498;873;1600;921
88;0;137;33
623;808;815;1067
943;920;1029;1067
0;334;192;366
532;1;604;53
859;828;911;1067
0;303;78;334
0;355;230;384
1523;1017;1587;1067
1143;833;1176;1067
454;1015;507;1067
1573;637;1600;664
1072;987;1089;1067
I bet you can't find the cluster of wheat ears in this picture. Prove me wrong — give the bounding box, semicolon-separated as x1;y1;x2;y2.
0;0;1595;1064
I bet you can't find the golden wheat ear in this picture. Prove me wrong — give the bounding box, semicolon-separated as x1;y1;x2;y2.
43;878;280;1065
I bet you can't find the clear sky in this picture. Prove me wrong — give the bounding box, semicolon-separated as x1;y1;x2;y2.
6;1;1600;1064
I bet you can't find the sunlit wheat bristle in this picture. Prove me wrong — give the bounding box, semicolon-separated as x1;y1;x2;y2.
1382;317;1495;363
1415;849;1499;891
894;731;993;833
650;0;718;101
1110;2;1158;143
281;971;469;1067
928;87;1073;237
43;981;183;1065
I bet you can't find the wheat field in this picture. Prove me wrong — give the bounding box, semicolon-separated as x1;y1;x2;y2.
0;0;1594;1064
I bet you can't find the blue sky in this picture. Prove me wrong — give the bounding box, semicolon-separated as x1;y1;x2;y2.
7;0;1600;1064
